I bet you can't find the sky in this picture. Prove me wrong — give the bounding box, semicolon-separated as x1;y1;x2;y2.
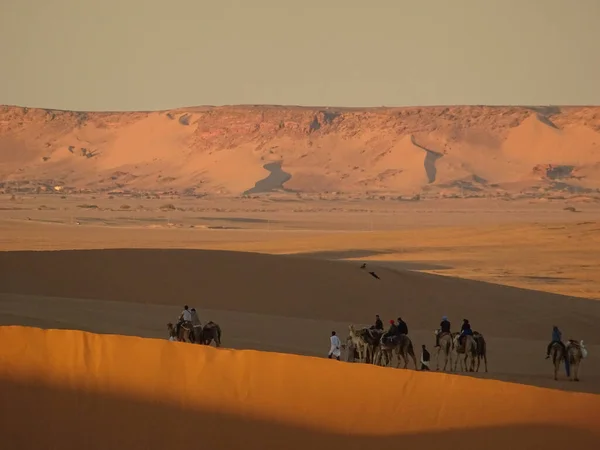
1;0;599;111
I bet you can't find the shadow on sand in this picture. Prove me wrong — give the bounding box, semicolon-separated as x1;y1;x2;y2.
1;376;597;450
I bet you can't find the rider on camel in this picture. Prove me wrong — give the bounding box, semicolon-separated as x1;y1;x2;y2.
176;305;193;337
435;316;451;348
382;319;398;343
397;317;408;335
370;315;384;331
458;318;473;349
190;308;202;342
545;325;566;359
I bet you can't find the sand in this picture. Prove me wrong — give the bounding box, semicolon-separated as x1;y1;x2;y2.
1;326;599;450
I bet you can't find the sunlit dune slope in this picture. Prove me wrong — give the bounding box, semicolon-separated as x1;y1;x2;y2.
0;326;598;450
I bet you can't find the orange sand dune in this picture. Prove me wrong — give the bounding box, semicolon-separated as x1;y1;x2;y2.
1;104;599;199
0;326;599;450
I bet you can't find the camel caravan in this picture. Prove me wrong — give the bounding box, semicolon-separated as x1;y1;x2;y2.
345;316;588;382
345;316;487;373
167;305;222;347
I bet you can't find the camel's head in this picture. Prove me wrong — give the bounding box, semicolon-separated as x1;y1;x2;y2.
349;324;355;332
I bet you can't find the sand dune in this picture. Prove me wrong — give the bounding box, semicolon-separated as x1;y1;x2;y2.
1;247;599;341
1;104;599;199
0;326;598;450
1;247;599;396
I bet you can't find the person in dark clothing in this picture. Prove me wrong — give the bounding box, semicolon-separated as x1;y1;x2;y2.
420;345;431;371
545;325;566;359
458;319;473;348
435;316;451;347
370;315;384;331
396;317;408;335
382;319;398;343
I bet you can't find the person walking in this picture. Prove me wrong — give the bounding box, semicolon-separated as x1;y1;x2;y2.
328;331;341;361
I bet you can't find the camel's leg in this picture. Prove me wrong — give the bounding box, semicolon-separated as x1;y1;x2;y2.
483;353;488;372
572;360;579;382
436;347;441;371
410;351;417;370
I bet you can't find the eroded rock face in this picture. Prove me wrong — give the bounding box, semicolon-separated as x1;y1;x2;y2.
0;105;599;199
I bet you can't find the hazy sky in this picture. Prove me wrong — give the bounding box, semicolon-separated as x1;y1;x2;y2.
1;0;598;111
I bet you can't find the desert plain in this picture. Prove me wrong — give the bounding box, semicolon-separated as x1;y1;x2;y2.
1;105;600;449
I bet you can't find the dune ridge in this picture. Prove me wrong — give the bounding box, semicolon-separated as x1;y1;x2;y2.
1;104;599;199
1;325;599;450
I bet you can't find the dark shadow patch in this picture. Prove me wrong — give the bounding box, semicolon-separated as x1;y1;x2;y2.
178;114;191;126
410;136;444;183
243;162;293;195
536;113;559;129
321;110;341;125
526;105;562;116
194;216;279;224
355;260;454;271
286;249;397;260
0;376;597;450
309;116;321;133
522;275;572;283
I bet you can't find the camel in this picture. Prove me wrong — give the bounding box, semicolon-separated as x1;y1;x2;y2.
452;333;477;372
167;321;191;343
549;341;567;381
348;325;369;362
361;328;384;364
373;338;394;367
435;330;454;371
395;335;417;369
473;332;488;373
197;321;222;347
374;334;417;369
565;340;587;382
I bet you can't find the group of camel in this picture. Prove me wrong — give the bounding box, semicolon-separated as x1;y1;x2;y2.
346;325;487;373
548;339;587;382
347;324;587;381
167;320;222;347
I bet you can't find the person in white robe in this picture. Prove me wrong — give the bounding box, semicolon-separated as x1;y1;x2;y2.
329;331;341;360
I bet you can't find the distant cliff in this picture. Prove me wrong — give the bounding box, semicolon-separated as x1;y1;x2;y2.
1;104;599;200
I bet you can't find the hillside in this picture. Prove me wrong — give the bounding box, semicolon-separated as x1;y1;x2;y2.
1;104;599;199
0;326;598;450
